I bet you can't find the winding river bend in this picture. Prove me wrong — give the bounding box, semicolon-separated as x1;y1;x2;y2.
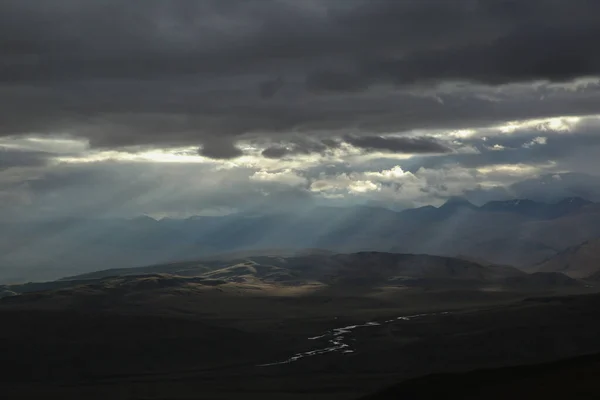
258;312;449;367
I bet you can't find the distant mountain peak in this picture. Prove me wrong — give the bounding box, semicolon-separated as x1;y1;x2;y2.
440;197;476;209
556;196;591;205
479;196;594;217
130;215;157;222
508;198;536;205
481;198;540;208
491;198;535;205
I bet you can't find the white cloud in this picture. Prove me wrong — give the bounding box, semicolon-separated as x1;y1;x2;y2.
250;169;307;186
523;136;548;148
365;165;415;182
476;163;553;181
498;116;581;134
2;113;600;219
348;180;380;194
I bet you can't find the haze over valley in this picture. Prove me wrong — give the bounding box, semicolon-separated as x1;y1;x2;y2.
3;193;600;283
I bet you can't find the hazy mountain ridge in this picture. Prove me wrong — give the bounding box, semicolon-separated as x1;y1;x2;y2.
480;197;592;219
1;197;599;283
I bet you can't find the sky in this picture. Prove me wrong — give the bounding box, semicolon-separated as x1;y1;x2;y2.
2;0;600;220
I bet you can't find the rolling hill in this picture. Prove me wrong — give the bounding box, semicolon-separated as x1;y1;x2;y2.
359;352;600;400
1;252;583;304
42;252;529;287
535;239;600;279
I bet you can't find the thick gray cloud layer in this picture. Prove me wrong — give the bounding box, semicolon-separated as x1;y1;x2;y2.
261;137;339;159
3;0;599;84
345;136;450;154
198;139;243;160
1;0;599;153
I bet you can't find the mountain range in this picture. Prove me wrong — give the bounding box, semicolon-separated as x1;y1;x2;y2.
2;196;600;283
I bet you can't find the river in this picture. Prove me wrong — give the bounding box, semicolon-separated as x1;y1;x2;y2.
258;312;449;367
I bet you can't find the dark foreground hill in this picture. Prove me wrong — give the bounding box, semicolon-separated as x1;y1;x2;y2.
3;288;600;399
0;252;597;399
0;247;600;400
360;352;600;400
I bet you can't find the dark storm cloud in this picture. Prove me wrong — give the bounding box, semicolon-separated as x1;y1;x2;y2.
198;139;244;160
345;136;451;154
2;0;598;84
261;138;340;159
259;76;285;99
261;146;290;159
306;71;369;93
307;23;600;91
304;0;600;90
1;0;600;151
